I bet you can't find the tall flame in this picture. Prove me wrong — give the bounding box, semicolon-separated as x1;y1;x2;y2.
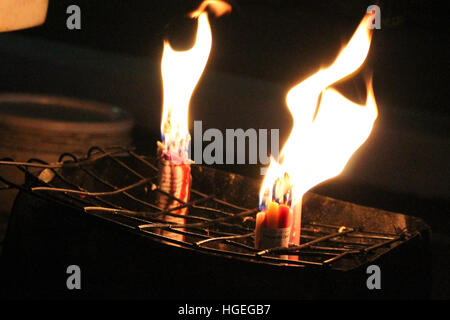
260;15;378;208
160;12;212;158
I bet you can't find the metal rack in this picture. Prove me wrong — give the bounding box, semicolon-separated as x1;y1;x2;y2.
0;146;410;269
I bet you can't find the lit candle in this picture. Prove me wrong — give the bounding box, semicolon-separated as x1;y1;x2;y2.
255;199;292;250
256;14;378;256
157;6;213;214
156;1;231;240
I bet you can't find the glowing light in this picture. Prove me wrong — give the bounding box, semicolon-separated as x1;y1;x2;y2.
260;15;378;209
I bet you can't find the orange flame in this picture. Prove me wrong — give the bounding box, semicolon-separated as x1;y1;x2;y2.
260;15;378;208
189;0;232;18
160;4;216;158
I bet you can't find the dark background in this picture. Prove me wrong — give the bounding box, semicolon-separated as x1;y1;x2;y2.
0;0;448;298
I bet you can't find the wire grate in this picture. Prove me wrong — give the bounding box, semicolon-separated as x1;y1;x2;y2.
0;146;411;269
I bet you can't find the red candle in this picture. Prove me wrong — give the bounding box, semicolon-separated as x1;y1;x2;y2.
255;201;291;251
278;204;292;228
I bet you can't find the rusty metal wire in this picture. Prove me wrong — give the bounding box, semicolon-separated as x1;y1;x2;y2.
0;146;408;268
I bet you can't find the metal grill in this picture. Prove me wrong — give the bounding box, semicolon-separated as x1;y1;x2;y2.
0;146;411;269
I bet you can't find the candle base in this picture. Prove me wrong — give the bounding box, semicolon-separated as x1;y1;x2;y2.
156;143;192;241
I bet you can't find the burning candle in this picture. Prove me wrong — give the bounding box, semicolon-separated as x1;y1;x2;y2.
255;14;378;253
255;203;292;248
255;174;293;250
156;1;231;227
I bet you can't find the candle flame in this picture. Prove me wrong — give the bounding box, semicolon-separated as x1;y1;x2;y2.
260;14;378;208
189;0;232;18
160;9;213;160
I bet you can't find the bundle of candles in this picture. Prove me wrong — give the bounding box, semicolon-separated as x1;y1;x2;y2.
253;13;378;253
156;127;192;215
153;0;377;251
255;173;301;251
156;0;231;225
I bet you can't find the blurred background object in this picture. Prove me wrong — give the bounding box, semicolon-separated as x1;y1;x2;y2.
0;94;133;215
0;0;135;248
0;0;48;32
0;0;49;251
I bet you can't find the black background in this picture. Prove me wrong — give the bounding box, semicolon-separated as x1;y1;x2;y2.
0;0;448;299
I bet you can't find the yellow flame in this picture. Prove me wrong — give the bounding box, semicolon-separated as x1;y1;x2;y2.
260;15;378;207
160;12;212;155
189;0;232;18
